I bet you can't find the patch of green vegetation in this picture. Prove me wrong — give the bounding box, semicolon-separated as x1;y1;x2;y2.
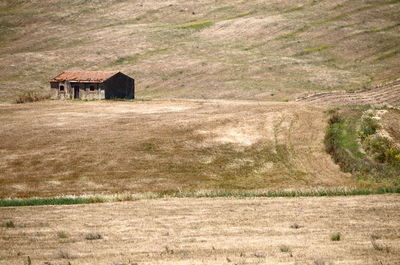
360;112;400;167
368;23;400;33
330;232;341;241
141;142;158;152
374;50;399;61
276;25;309;40
313;14;346;25
85;232;103;240
297;45;329;56
1;187;399;208
110;48;169;66
178;20;214;30
359;113;380;140
325;108;400;186
222;11;254;21
0;197;90;207
340;23;400;41
284;6;304;13
2;220;15;228
279;245;291;252
57;231;68;239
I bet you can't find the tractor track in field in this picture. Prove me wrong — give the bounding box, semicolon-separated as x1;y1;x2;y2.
297;79;400;106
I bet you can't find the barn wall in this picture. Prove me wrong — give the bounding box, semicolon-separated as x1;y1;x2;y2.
51;82;105;100
104;73;134;99
71;82;105;100
50;81;71;100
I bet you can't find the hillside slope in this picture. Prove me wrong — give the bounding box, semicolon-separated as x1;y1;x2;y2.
297;78;400;105
0;0;399;102
0;100;357;198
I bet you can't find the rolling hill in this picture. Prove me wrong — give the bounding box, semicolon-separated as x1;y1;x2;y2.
0;0;399;102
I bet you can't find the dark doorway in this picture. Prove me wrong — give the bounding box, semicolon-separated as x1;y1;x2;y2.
74;85;79;99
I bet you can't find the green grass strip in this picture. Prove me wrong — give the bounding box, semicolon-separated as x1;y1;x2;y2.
0;197;90;207
1;187;399;207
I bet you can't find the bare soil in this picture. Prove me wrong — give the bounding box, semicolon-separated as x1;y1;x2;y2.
1;194;399;265
0;100;358;198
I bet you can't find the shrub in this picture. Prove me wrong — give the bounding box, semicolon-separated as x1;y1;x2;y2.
359;115;380;140
330;232;341;241
3;220;15;228
290;223;301;229
85;232;102;240
279;245;291;252
57;231;68;238
15;91;50;104
363;135;392;163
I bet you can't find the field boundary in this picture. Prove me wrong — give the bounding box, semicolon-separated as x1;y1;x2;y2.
1;187;400;207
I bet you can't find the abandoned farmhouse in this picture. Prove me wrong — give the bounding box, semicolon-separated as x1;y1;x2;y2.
50;71;135;100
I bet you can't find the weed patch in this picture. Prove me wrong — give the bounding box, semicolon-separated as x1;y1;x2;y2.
2;220;15;228
297;45;329;56
15;91;50;104
374;49;399;61
1;187;399;208
330;232;341;241
85;232;102;240
290;223;301;229
324;108;400;186
178;20;213;30
279;245;291;252
57;231;68;239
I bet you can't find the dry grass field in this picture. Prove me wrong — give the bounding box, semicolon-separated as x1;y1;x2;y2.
298;79;400;106
1;195;400;265
0;0;399;102
0;99;361;198
1;0;400;263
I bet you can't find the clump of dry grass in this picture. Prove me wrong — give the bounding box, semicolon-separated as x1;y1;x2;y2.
279;245;292;256
57;231;68;239
3;220;15;228
85;232;102;240
290;223;301;229
370;234;390;252
314;259;330;265
15;91;50;104
55;249;78;259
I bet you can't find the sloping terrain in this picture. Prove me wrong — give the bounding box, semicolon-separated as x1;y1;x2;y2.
0;0;399;102
0;100;358;198
297;79;400;106
1;195;400;265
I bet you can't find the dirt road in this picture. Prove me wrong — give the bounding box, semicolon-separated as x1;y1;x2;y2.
0;195;399;265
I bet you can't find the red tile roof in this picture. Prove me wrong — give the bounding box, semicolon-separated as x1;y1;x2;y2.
50;71;119;83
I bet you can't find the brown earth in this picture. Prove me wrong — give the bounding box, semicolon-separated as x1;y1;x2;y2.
1;194;399;265
297;79;400;106
0;100;358;198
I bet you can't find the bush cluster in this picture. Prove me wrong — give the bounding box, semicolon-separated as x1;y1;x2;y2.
360;110;400;167
15;91;50;104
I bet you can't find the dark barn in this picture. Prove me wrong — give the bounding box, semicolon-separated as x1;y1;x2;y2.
50;71;135;100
